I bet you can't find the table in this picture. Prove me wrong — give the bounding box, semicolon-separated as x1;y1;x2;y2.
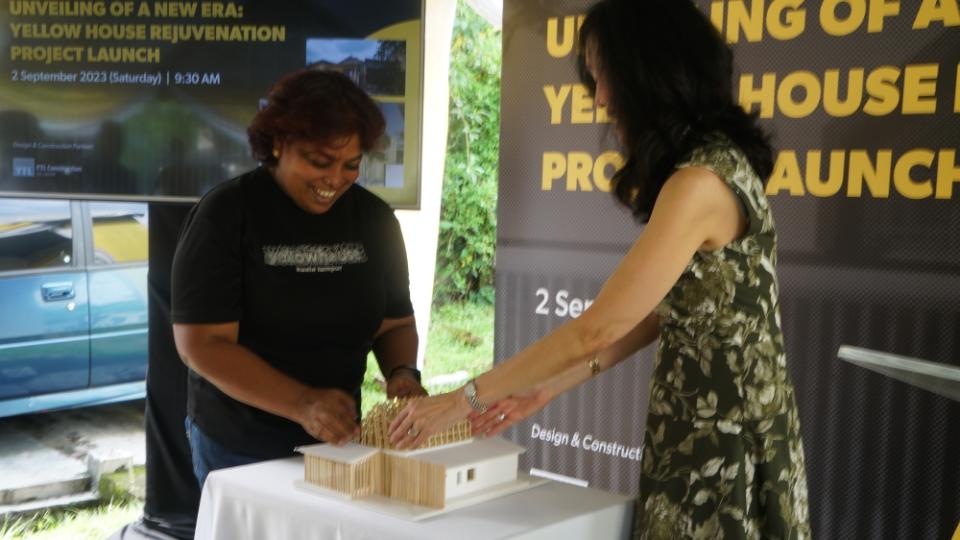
195;457;635;540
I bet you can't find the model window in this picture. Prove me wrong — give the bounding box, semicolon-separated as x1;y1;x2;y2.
0;198;73;272
89;202;148;265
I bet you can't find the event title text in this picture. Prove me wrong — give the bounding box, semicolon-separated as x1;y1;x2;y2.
7;1;287;65
540;0;960;200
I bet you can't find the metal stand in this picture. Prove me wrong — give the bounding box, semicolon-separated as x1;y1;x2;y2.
838;345;960;402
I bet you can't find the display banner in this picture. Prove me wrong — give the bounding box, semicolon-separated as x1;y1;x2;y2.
0;0;423;206
496;0;960;536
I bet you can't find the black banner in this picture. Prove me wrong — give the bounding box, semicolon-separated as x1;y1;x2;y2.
497;0;960;537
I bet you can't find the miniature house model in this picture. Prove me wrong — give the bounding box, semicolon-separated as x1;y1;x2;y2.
297;399;527;510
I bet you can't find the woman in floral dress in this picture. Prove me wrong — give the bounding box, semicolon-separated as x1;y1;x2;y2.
388;0;810;537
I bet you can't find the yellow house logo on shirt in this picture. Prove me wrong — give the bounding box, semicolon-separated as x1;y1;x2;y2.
262;243;367;273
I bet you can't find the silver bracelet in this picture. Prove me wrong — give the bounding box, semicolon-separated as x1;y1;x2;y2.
463;379;487;413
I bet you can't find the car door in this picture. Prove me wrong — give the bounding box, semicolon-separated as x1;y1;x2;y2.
85;201;149;386
0;198;90;400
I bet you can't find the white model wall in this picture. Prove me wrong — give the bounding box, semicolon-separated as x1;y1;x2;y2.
444;454;519;500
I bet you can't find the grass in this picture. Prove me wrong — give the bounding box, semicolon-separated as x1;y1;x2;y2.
0;499;142;540
0;301;494;539
364;300;494;414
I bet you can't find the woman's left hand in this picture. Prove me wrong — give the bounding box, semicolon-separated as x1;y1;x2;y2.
387;390;470;449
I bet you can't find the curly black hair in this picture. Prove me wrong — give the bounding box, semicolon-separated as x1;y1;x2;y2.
247;69;385;166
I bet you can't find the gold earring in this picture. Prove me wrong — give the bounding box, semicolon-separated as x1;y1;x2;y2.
272;148;280;158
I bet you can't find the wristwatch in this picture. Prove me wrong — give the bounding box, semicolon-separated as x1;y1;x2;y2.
388;365;421;383
463;379;487;413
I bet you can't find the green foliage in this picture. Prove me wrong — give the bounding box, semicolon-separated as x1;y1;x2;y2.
433;1;501;304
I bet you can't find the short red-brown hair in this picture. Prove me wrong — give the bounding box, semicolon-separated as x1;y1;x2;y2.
247;69;385;165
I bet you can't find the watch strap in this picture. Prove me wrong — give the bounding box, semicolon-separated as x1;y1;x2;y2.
388;365;421;383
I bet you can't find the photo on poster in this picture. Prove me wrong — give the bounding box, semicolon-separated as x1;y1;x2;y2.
305;38;406;97
359;102;405;189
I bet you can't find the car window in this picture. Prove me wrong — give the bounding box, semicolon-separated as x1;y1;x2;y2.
89;202;148;265
0;198;73;272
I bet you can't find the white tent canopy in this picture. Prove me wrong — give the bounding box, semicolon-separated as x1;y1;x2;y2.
465;0;502;28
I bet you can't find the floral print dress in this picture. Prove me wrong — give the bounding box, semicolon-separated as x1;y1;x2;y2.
634;134;811;539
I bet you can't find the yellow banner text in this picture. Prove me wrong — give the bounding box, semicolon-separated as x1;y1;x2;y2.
543;84;609;124
767;148;960;199
740;64;942;119
541;150;624;192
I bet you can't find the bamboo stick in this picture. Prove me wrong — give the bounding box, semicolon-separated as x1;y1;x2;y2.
360;398;471;450
304;398;476;508
304;453;383;498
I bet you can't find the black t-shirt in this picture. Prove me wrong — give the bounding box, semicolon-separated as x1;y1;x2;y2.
171;167;413;458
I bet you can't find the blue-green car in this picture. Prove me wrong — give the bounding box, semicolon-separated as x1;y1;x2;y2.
0;198;149;418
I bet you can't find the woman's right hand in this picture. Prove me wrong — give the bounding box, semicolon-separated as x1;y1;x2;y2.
294;388;359;445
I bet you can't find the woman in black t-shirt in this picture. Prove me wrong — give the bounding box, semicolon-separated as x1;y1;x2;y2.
171;69;425;486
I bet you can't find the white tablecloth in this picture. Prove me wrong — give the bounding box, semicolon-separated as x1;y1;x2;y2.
195;457;634;540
